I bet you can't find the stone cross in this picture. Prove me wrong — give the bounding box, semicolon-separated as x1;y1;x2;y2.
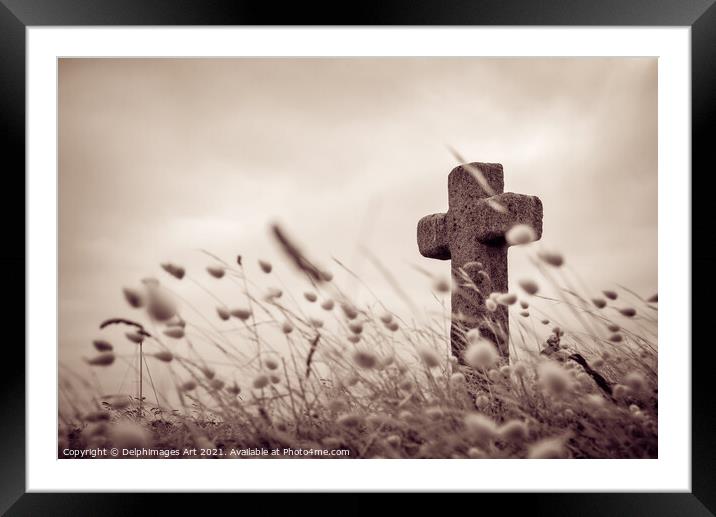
417;162;543;361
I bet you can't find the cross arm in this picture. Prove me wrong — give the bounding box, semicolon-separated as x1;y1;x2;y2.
472;192;543;244
417;213;451;260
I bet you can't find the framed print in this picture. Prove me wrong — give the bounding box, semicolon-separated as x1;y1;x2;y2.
4;0;714;513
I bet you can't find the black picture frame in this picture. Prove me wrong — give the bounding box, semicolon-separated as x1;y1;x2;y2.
2;0;712;513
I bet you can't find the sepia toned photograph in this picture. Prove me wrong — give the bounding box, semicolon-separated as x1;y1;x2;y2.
58;57;657;460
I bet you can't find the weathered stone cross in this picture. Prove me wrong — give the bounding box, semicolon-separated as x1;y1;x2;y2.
417;162;543;361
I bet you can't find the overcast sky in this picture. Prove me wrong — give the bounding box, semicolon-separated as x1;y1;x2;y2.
59;58;657;370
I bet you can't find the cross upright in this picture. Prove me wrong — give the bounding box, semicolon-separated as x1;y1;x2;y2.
417;162;543;361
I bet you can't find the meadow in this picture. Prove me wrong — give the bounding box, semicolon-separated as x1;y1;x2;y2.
59;224;657;459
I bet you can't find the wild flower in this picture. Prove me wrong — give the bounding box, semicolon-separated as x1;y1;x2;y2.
486;299;498;312
505;224;537;245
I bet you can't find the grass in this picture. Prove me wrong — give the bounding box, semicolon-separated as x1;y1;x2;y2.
59;225;657;459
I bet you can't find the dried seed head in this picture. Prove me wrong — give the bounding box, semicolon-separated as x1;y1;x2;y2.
592;298;607;309
153;351;173;363
346;320;363;334
209;378;225;390
527;437;566;459
230;307;252;321
497;292;517;306
108;421;150;450
347;335;361;344
327;398;348;413
304;291;318;302
352;350;378;369
123;287;145;308
206;265;225;279
320;298;335;311
281;321;294;334
417;347;441;369
341;303;359;320
537;362;572;395
520;310;530;318
603;290;618;300
464;413;498;443
125;331;144;344
309;318;324;328
450;372;466;387
226;383;241;396
619;307;637;317
512;362;527;378
264;357;279;370
475;394;490;410
624;371;647;393
485;299;498;312
386;321;399;332
201;367;215;379
520;300;529;309
505;224;537;246
537;249;565;267
379;312;393;324
182;380;197;391
216;306;230;321
258;260;273;273
86;353;116;366
93;339;113;352
541;319;550;325
146;290;176;322
253;374;270;390
464;335;500;370
163;327;185;339
609;333;623;343
160;262;185;280
647;293;658;303
432;277;451;293
500;420;528;443
337;413;363;428
518;278;539;295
